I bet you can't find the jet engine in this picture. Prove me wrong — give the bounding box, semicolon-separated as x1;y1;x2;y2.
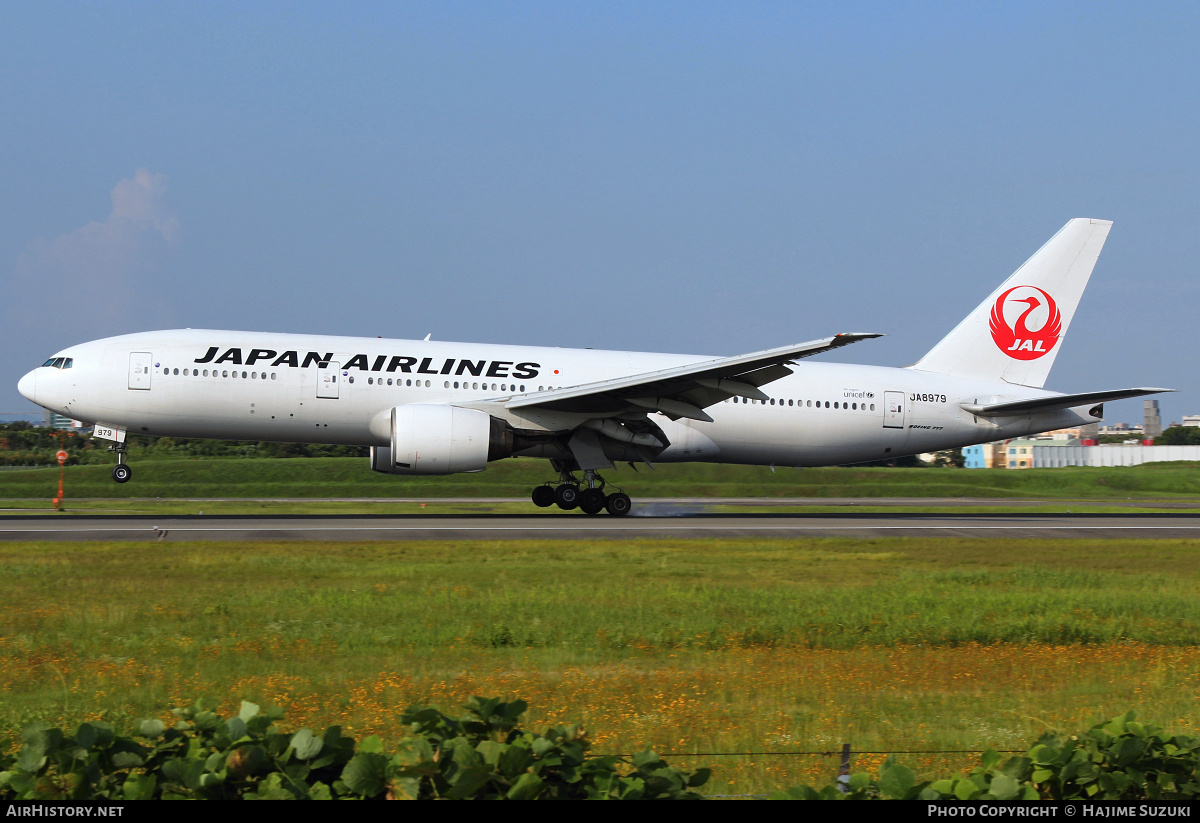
370;404;514;475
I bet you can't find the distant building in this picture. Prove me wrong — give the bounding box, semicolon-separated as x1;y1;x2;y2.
1004;440;1035;469
1098;423;1143;436
962;428;1083;469
1003;437;1076;469
1036;445;1200;467
1145;400;1163;439
43;411;77;430
963;442;1006;468
1182;415;1200;428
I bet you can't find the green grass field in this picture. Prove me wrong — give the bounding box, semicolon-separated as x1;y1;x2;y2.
3;535;1200;794
5;457;1200;508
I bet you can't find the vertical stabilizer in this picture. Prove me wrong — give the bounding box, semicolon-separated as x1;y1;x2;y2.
909;218;1111;388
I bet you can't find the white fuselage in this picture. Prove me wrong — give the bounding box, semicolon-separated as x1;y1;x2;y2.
19;329;1092;468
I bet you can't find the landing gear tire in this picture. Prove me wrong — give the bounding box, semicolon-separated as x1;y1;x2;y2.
532;485;556;508
579;488;607;515
605;492;632;516
554;484;580;510
112;464;132;484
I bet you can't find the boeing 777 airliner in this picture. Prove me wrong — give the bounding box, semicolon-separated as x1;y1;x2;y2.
17;219;1170;515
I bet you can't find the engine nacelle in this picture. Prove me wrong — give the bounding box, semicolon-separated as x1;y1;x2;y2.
370;404;512;475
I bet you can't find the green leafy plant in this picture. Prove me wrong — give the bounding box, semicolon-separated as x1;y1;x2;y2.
0;696;708;800
771;712;1199;801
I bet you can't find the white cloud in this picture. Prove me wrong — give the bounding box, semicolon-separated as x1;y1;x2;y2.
108;169;180;241
9;169;179;336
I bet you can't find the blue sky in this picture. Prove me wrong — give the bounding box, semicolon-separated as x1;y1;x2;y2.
2;2;1196;426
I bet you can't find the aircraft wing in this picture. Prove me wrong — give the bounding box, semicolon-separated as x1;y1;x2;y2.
505;333;882;422
960;387;1174;418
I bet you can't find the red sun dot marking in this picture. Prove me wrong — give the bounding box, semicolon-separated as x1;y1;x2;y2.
553;369;559;374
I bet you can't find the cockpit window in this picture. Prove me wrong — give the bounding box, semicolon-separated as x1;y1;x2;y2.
42;358;57;367
40;357;73;369
62;358;73;369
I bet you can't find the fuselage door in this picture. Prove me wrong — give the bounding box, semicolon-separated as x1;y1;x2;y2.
128;352;153;390
317;361;341;399
883;391;905;429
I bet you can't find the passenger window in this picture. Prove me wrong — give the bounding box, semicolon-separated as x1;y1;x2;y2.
223;370;229;377
348;376;355;384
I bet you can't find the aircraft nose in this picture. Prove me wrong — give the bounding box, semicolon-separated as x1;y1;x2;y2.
17;369;37;403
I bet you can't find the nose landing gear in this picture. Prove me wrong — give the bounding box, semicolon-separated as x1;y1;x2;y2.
109;443;132;483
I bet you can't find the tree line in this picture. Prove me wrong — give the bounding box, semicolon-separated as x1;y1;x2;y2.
0;422;367;467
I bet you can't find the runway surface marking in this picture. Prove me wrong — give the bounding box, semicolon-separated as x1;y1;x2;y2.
4;512;1200;540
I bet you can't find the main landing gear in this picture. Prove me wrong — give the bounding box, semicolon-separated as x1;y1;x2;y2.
531;469;631;516
109;443;132;484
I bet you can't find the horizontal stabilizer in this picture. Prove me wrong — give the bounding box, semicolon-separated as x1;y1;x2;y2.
960;387;1174;418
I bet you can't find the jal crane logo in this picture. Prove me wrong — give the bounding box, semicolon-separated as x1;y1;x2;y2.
989;285;1061;360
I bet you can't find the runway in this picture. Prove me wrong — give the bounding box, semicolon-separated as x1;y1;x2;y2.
4;511;1200;541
